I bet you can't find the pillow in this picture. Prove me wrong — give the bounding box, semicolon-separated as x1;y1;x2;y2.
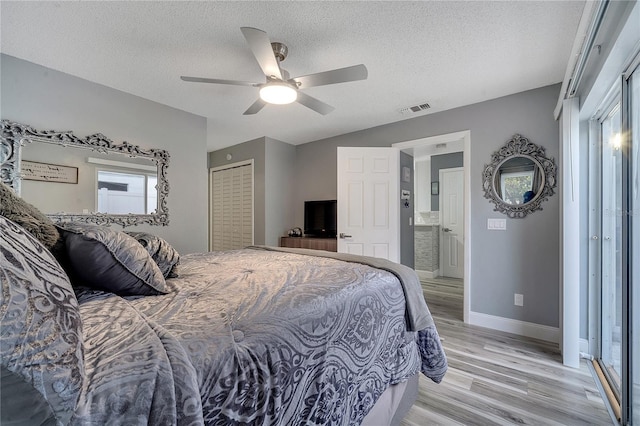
0;216;83;425
126;231;180;278
0;181;60;250
57;223;167;296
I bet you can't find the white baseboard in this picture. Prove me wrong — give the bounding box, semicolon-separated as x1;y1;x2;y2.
469;311;559;343
416;269;439;280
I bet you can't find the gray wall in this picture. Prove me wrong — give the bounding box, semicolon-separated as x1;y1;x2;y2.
265;137;296;245
209;137;266;245
430;152;464;210
208;136;295;246
400;151;414;268
294;84;561;328
1;54;208;254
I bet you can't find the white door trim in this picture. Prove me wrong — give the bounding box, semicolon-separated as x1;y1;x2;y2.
393;130;471;324
210;159;254;173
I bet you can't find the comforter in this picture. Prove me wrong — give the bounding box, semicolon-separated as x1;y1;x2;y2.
71;247;447;425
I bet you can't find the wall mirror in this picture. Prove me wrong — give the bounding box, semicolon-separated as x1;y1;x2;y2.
482;134;556;218
1;119;170;227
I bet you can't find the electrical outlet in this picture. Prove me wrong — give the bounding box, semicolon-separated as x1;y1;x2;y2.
514;293;524;306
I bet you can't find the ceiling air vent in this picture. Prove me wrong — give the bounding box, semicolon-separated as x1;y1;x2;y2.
398;102;431;116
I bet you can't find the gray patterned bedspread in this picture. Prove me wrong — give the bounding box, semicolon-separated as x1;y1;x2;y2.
71;248;447;425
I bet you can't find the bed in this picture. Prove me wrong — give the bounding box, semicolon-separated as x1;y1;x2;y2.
0;184;447;426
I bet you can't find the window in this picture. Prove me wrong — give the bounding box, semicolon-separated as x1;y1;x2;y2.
97;170;157;214
500;169;534;205
495;156;539;206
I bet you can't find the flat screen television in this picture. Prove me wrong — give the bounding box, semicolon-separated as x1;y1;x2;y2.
304;200;337;238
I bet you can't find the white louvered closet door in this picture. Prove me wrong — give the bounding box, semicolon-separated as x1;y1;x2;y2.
210;163;253;251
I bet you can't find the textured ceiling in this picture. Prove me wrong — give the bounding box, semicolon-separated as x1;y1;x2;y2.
0;1;585;151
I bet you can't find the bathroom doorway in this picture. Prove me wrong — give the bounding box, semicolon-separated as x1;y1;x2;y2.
393;131;470;323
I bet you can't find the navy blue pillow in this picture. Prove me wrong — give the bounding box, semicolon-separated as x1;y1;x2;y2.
57;223;167;296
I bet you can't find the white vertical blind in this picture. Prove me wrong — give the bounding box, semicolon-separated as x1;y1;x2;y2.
560;97;581;368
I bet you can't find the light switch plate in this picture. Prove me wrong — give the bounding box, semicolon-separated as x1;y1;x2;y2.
488;218;506;230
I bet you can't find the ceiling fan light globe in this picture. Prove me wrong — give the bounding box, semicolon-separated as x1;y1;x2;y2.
259;83;297;105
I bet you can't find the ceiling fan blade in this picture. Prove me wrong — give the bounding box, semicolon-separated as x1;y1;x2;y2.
240;27;283;80
292;64;368;89
243;98;267;115
180;76;258;86
296;91;335;115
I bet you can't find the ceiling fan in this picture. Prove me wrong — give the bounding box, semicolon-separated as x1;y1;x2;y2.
180;27;368;115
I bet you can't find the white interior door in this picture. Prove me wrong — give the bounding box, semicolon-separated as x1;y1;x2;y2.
337;147;400;262
440;167;464;278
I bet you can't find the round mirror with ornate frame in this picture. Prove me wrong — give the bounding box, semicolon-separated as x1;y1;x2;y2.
482;134;556;218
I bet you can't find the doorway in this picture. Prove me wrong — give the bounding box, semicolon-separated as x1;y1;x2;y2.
393;130;471;323
587;54;639;424
209;160;254;251
440;167;464;279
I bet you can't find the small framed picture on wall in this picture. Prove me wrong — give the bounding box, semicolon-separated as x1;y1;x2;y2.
431;181;439;195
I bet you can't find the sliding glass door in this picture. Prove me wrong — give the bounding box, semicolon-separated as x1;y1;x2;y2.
628;64;639;426
580;3;638;422
592;57;638;425
599;102;623;399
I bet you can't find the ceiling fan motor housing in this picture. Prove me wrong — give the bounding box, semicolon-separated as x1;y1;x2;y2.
271;42;288;62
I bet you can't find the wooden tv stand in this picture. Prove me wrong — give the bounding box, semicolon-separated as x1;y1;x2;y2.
279;236;337;252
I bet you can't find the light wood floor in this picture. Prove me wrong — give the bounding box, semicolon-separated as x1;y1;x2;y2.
401;277;614;426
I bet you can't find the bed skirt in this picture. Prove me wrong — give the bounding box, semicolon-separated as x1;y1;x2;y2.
362;372;419;426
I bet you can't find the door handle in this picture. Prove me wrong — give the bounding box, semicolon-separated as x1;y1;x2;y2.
339;233;352;239
442;228;452;232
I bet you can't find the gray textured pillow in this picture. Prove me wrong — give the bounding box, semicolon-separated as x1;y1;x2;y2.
0;216;83;426
0;181;60;249
125;231;180;278
57;223;167;296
